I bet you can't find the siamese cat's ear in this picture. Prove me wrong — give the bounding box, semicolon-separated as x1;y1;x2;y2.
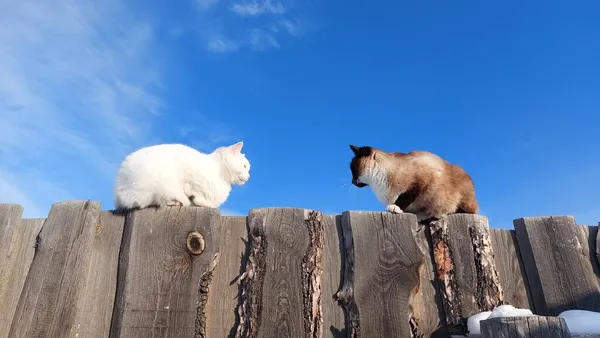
349;145;360;156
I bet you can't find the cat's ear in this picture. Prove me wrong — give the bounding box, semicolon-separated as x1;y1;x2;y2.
349;145;360;156
229;141;244;154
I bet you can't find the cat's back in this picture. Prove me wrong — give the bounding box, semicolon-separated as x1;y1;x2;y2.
121;143;203;167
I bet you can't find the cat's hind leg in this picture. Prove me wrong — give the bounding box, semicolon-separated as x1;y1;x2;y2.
189;194;212;207
166;189;192;207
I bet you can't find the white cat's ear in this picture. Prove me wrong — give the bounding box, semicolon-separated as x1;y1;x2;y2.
229;141;244;154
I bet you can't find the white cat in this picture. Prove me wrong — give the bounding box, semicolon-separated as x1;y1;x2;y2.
113;141;250;210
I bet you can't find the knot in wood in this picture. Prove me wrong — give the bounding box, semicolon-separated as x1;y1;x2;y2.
278;223;296;247
186;231;205;255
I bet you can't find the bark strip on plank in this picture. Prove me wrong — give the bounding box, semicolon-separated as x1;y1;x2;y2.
429;214;504;335
235;210;267;338
235;208;325;338
302;210;325;338
196;252;220;338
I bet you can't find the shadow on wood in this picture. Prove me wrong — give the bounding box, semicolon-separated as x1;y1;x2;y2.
514;216;600;316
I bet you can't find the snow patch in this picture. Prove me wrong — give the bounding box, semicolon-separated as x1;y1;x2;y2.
467;310;492;335
487;304;535;319
558;310;600;335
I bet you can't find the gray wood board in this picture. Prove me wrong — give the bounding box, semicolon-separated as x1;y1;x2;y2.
514;216;600;315
430;214;504;335
205;215;248;337
8;201;103;337
489;229;534;311
236;208;325;338
339;211;424;337
0;205;44;338
109;206;221;338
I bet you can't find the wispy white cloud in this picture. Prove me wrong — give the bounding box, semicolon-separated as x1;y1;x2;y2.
249;28;280;50
196;0;220;11
194;0;312;53
0;0;165;217
206;36;240;53
231;0;285;16
179;113;240;152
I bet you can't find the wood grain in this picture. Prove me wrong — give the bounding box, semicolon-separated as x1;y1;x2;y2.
0;205;44;338
8;201;102;337
412;222;449;338
236;208;324;338
109;206;221;338
490;229;534;311
337;211;424;338
322;215;345;337
514;216;600;315
430;214;504;335
70;210;126;337
205;216;248;337
480;316;570;338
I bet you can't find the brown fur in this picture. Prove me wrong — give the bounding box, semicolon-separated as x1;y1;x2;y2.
349;145;478;221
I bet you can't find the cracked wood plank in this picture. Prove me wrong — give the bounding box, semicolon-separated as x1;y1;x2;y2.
322;215;345;337
489;229;534;311
429;214;504;335
109;206;221;338
335;211;424;338
204;215;248;337
480;316;570;338
8;201;110;337
0;205;45;338
73;210;126;337
514;216;600;315
235;208;324;338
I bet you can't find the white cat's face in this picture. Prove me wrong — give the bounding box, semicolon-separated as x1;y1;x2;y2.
220;141;251;185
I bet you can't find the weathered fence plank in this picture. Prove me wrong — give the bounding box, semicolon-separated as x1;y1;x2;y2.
205;215;248;337
597;221;600;277
412;223;449;338
480;316;570;338
334;211;424;338
9;201;103;337
322;215;346;337
236;208;324;338
514;216;600;315
72;210;126;337
0;205;45;338
489;229;534;311
429;214;504;335
109;206;221;338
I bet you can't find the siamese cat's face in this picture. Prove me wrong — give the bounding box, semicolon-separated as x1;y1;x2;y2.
349;145;376;188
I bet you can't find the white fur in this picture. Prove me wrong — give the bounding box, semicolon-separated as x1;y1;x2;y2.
386;204;403;214
357;163;396;206
114;142;250;210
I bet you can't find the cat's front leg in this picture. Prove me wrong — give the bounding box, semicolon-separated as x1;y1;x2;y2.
386;204;404;214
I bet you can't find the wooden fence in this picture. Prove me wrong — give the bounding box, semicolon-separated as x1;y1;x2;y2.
0;201;599;338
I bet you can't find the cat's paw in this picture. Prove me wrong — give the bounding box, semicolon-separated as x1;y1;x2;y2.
386;204;403;214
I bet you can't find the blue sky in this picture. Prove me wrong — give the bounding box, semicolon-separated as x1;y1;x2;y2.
0;0;599;228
